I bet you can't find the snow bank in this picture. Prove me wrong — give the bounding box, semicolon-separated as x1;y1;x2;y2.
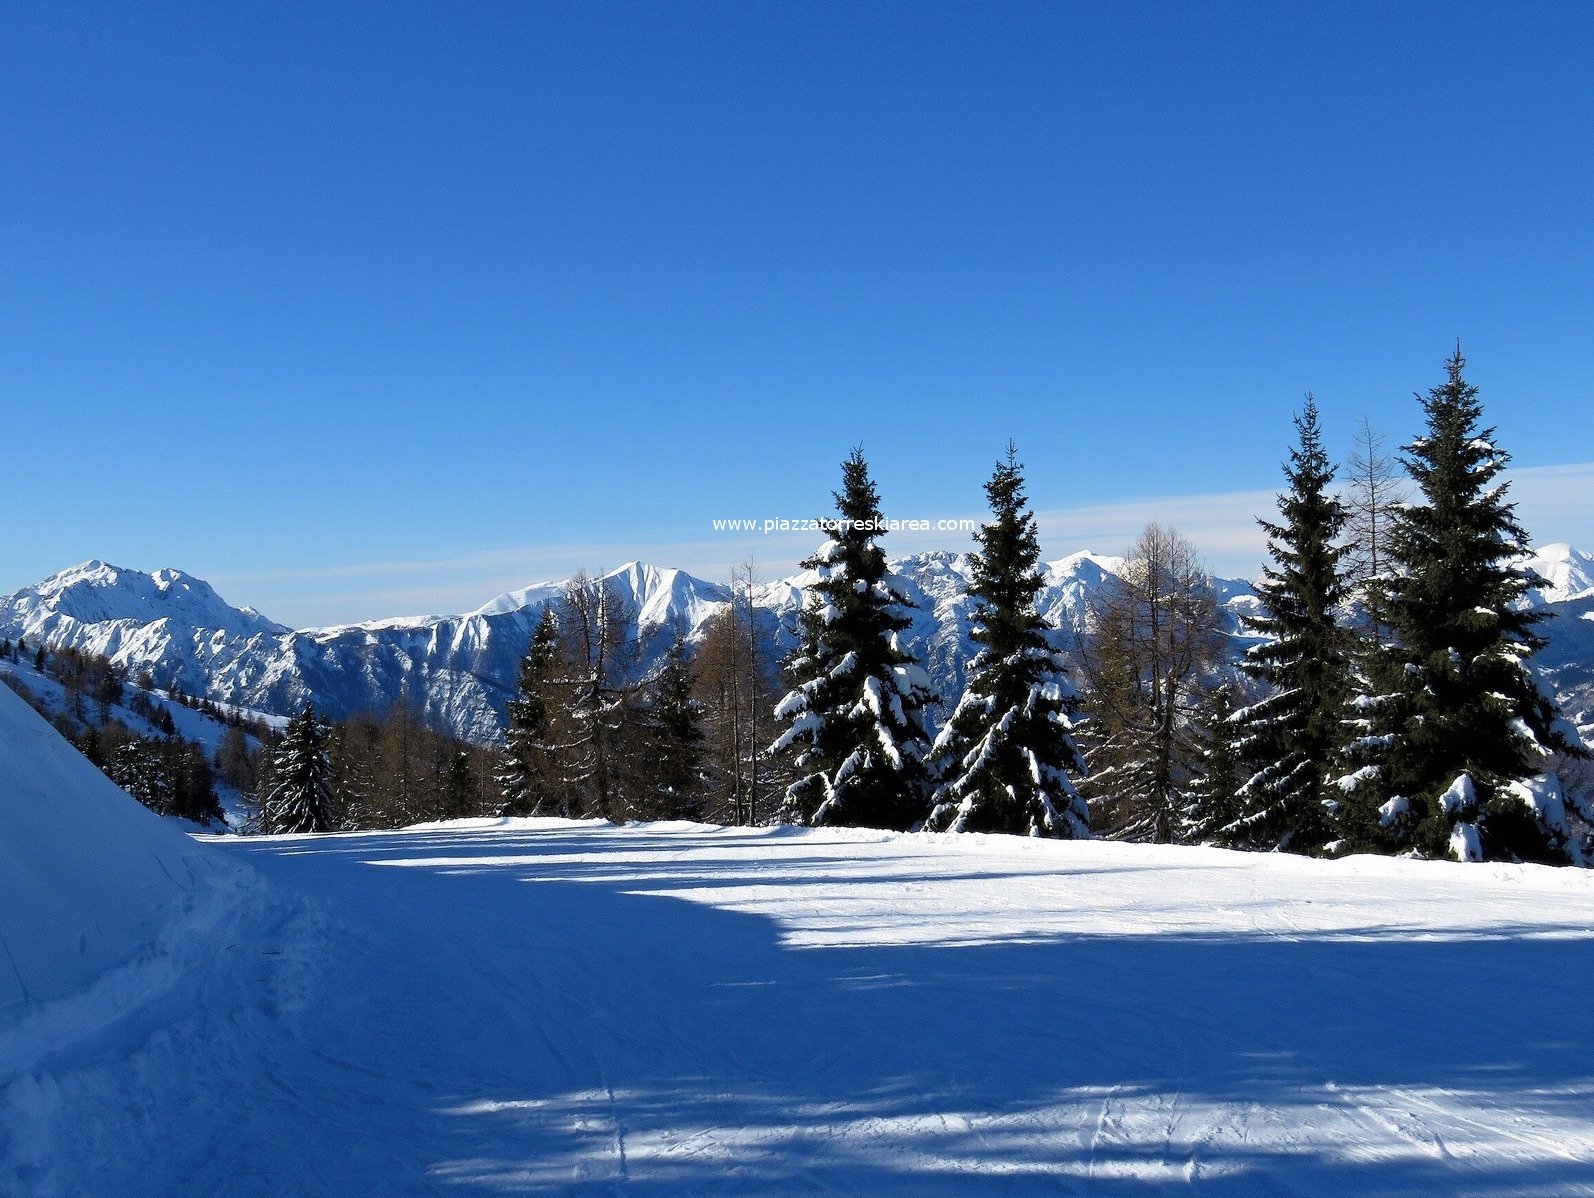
0;681;217;1012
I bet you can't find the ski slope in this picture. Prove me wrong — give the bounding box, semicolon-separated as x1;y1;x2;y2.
10;806;1594;1196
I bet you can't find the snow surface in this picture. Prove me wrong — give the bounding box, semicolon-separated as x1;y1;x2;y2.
9;805;1594;1195
0;681;232;1013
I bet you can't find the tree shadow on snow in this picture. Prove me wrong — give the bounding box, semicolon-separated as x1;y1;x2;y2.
220;827;1594;1197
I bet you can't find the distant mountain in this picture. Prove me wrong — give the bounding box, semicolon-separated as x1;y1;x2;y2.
1523;543;1594;604
4;548;1589;746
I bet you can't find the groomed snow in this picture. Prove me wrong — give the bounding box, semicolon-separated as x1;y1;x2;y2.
10;809;1593;1195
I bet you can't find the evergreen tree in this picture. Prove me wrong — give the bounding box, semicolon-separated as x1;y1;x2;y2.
772;448;936;831
496;607;562;815
1339;349;1588;862
263;702;336;834
1228;398;1352;853
1183;683;1248;843
925;445;1088;838
441;750;479;820
636;633;708;820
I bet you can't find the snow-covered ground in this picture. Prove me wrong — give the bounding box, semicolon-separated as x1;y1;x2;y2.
8;793;1594;1194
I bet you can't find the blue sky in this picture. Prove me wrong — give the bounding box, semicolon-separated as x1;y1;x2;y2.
3;4;1591;626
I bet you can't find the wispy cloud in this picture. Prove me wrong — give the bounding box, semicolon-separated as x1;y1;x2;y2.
217;463;1594;628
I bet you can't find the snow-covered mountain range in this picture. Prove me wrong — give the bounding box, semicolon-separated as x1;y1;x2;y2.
5;545;1592;745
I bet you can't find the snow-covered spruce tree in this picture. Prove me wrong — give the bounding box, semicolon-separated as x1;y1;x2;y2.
1338;349;1589;863
262;702;336;834
772;448;936;831
1226;398;1352;853
925;446;1088;837
496;606;562;816
1183;683;1248;844
635;633;708;821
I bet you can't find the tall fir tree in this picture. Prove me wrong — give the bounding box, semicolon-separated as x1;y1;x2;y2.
1227;398;1352;853
772;448;936;831
925;446;1089;837
496;607;562;815
1183;683;1249;843
263;702;336;834
1338;349;1588;863
636;633;709;820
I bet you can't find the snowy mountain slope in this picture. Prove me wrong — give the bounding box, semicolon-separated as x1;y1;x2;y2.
1;657;275;827
5;548;1589;746
0;683;313;1195
1524;543;1594;604
19;815;1593;1195
0;560;284;639
0;681;221;1012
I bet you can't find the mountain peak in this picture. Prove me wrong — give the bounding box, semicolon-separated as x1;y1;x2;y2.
4;561;286;637
1523;543;1594;604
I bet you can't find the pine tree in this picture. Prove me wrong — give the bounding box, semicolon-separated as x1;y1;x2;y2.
496;607;562;815
771;448;936;831
1183;683;1248;843
1228;398;1352;853
1338;349;1588;863
263;702;336;834
636;633;708;820
925;445;1088;838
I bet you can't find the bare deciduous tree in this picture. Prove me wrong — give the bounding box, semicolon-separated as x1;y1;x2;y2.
1342;416;1406;646
694;560;785;825
551;572;643;820
1076;523;1226;842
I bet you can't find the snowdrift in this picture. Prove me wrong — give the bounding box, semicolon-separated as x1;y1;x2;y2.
0;680;217;1012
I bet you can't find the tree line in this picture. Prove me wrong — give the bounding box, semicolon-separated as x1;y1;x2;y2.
252;571;787;834
245;348;1594;864
762;346;1588;864
1;640;227;825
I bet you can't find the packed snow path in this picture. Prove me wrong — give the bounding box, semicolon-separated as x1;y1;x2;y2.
27;819;1594;1194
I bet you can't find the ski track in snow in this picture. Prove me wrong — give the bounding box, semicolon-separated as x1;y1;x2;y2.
7;817;1594;1195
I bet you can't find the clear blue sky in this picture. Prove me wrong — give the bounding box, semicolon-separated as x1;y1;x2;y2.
3;3;1591;625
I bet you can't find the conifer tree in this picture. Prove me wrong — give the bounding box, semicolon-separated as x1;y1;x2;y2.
1183;683;1248;843
441;750;479;821
772;448;936;831
1228;398;1351;853
1338;349;1588;862
925;445;1088;837
636;633;708;820
263;702;336;834
496;607;562;815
